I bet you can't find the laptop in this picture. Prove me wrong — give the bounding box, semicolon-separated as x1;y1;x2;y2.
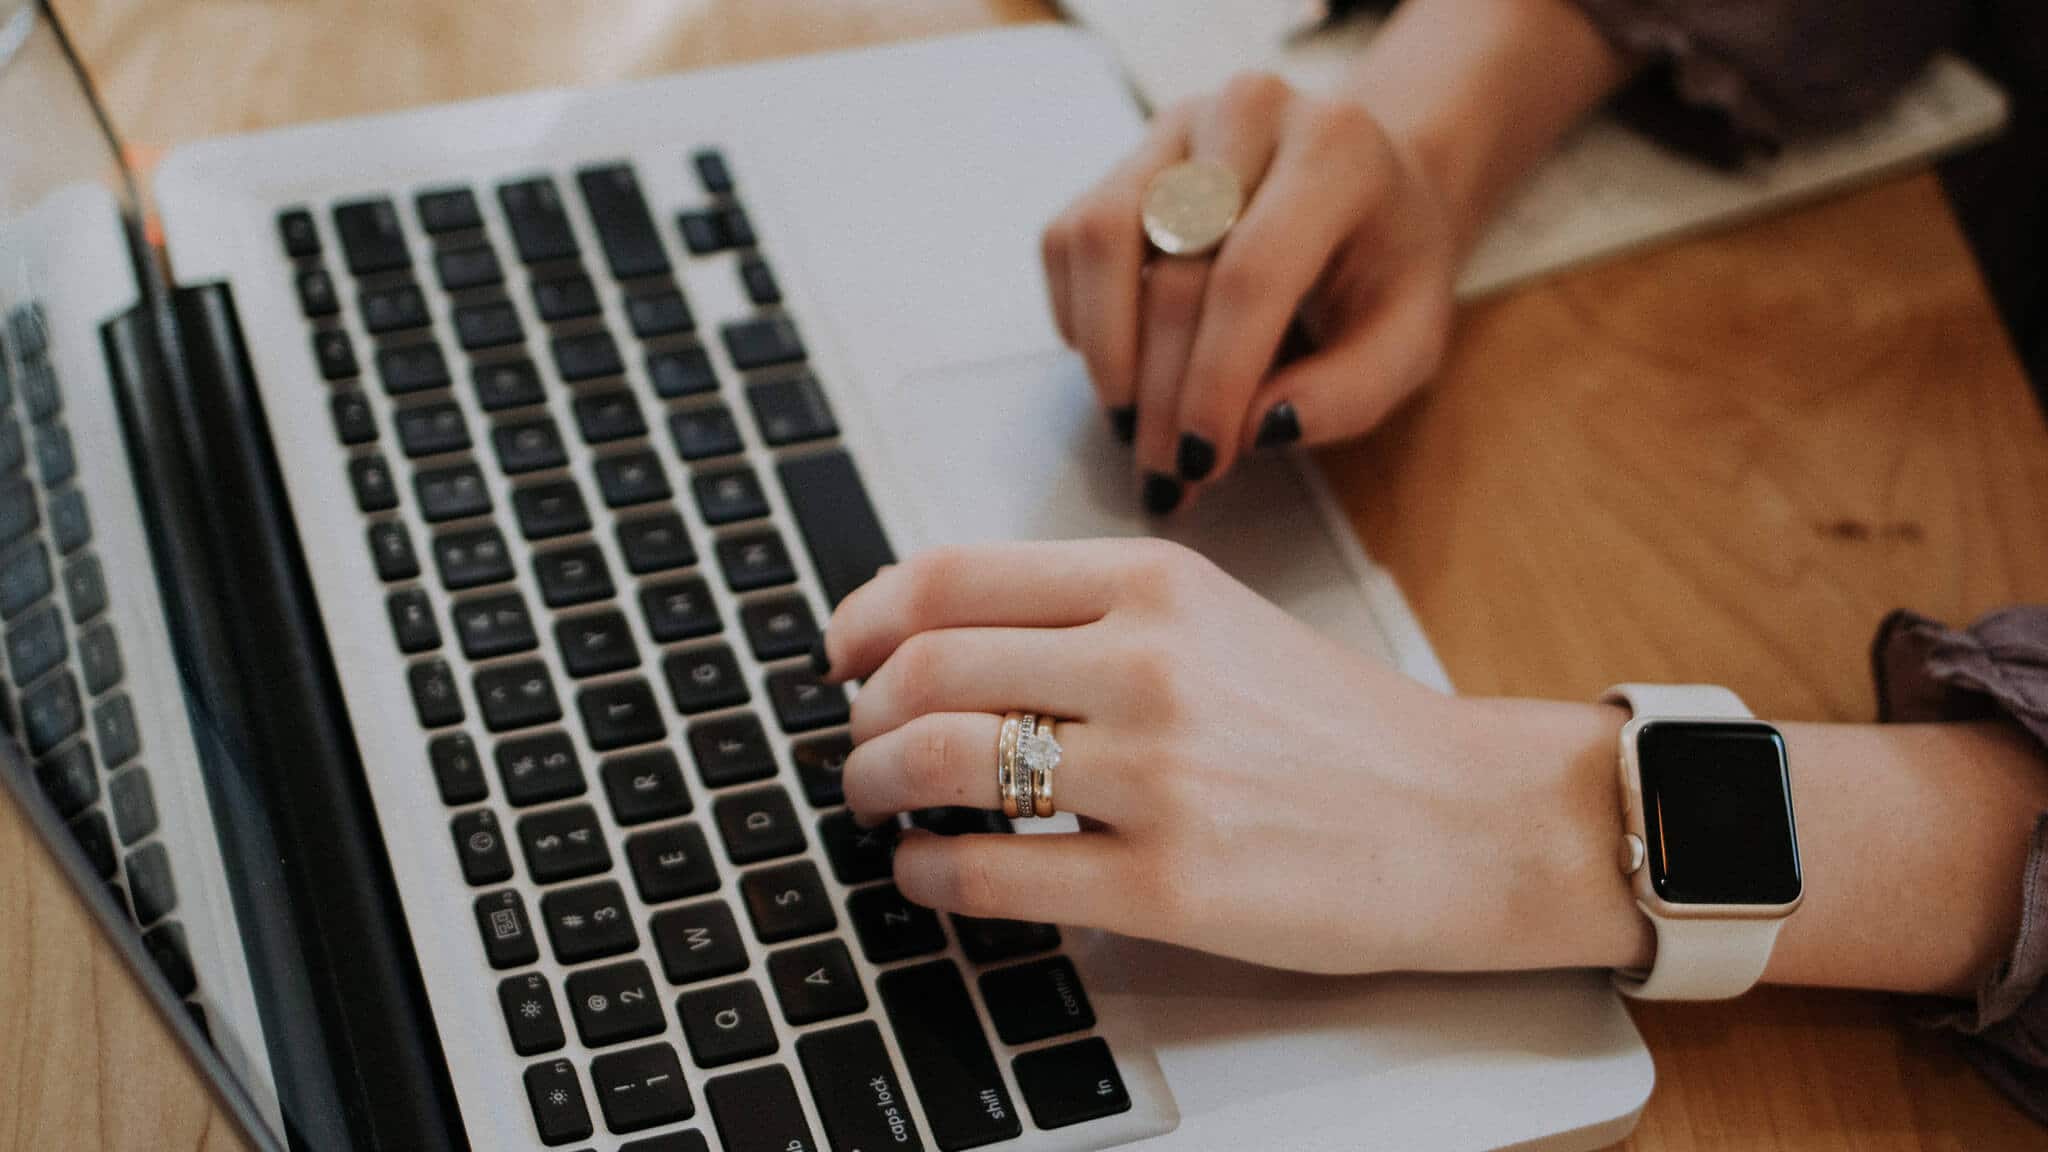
0;2;1650;1149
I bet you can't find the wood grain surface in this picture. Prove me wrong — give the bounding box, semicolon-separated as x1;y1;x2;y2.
5;1;2044;1150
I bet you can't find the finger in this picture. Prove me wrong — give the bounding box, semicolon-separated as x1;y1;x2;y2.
822;540;1133;682
1237;279;1450;452
1130;260;1208;515
894;830;1141;929
1040;214;1076;347
849;626;1110;743
843;712;1130;822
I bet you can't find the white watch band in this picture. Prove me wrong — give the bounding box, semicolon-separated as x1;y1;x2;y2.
1602;682;1784;1001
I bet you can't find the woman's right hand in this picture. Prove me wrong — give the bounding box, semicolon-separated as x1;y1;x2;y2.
1039;72;1459;514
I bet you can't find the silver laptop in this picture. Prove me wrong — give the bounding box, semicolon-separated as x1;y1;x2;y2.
0;2;1650;1149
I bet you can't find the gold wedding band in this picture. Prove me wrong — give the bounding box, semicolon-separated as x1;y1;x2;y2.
1141;158;1244;258
997;712;1026;819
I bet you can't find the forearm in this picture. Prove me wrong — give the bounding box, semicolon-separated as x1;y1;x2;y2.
1339;0;1629;259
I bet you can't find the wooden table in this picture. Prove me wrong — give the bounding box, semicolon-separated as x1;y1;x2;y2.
8;1;2047;1149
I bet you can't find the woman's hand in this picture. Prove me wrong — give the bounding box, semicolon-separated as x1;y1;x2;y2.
1040;73;1457;514
819;540;1649;976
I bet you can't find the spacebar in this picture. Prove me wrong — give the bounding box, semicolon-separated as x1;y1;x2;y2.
776;450;896;606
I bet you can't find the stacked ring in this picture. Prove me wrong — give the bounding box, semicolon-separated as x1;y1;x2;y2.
997;712;1026;819
996;712;1064;819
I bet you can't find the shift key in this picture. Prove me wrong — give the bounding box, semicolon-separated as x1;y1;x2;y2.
798;1021;926;1152
877;960;1019;1151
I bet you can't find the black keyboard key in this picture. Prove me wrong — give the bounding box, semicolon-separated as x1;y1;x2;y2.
980;956;1095;1045
19;362;58;422
879;960;1020;1151
499;177;580;264
850;884;946;964
62;557;106;625
652;899;749;985
706;1066;819;1152
434;525;514;589
333;198;410;275
545;882;641;966
714;786;805;865
535;543;614;607
429;732;488;805
32;741;96;817
1013;1038;1130;1130
693;149;734;196
768;940;866;1026
523;1058;594;1146
498;971;566;1056
618;512;696;575
416;187;482;234
514;480;591;540
557;610;638;677
496;730;586;806
388;589;440;653
766;667;848;734
278;208;320;258
566;958;663;1044
0;475;36;551
592;1042;695;1134
687;713;775;788
475;359;546;410
650;346;719;399
778;451;895;606
721;203;757;248
395;401;472;458
144;922;197;997
0;542;50;619
349;454;399;512
7;602;65;684
692;466;768;526
573;389;646;444
819;811;896;885
453;591;538;659
552;330;624;382
92;693;139;768
69;809;116;878
603;748;692;826
108;766;158;844
578;164;672;281
715;530;795;593
627;822;719;904
911;807;1013;837
453;808;515;885
740;595;815;662
678;979;778;1067
453;300;524;350
296;267;339;317
669;403;741;460
23;671;82;754
792;734;852;808
475;889;541;969
720;315;805;372
518;804;612;884
534;272;601;323
799;1022;926;1152
0;417;21;473
596;449;671;508
622;1129;710;1152
493;417;567;474
435;244;502;292
332;391;379;445
475;660;562;732
578;678;666;751
677;210;731;256
739;256;781;306
377;342;451;395
416;462;492;522
627;290;694;339
47;487;89;556
127;842;178;926
406;660;465;732
640;576;719;643
953;916;1060;966
664;645;747;715
31;425;73;487
360;282;430;334
369;521;420;580
739;861;835;943
748;373;838;447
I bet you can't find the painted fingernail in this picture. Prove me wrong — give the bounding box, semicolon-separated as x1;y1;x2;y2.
1142;471;1183;516
1109;406;1137;444
1176;434;1216;482
809;634;832;678
1255;401;1301;448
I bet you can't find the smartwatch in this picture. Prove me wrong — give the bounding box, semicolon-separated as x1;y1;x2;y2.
1604;684;1803;1000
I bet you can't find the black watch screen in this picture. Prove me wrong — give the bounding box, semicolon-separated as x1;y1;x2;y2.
1638;721;1802;906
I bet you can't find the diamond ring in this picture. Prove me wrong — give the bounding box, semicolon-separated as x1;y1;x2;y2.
998;712;1065;818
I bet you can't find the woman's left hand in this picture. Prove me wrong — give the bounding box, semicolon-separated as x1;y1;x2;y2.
817;538;1646;976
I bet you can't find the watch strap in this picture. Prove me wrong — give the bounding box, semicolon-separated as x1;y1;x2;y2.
1601;682;1751;720
1613;911;1784;1000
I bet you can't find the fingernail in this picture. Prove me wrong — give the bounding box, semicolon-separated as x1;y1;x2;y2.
1255;401;1301;448
1142;471;1183;516
1176;433;1216;482
1109;406;1137;444
809;634;832;678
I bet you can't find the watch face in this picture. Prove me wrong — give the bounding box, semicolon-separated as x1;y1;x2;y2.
1638;721;1801;906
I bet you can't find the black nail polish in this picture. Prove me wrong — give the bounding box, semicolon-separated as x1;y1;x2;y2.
809;635;832;678
1109;406;1137;444
1142;472;1183;516
1255;401;1301;448
1176;434;1216;482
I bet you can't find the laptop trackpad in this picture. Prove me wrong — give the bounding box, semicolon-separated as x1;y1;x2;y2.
874;350;1395;663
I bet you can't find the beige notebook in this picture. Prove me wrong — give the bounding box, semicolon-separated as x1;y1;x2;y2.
1060;0;2008;298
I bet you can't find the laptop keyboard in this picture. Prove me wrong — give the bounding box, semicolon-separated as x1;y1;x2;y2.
283;154;1137;1150
0;302;208;1029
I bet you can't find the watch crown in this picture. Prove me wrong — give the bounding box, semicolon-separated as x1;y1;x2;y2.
1619;834;1646;875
